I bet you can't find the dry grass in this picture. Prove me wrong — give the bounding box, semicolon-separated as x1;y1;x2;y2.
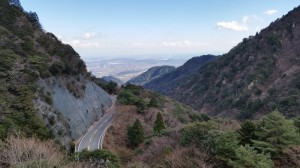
281;145;300;167
0;134;67;168
163;147;219;168
132;136;178;167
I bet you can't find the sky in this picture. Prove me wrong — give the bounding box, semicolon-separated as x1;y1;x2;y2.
21;0;299;59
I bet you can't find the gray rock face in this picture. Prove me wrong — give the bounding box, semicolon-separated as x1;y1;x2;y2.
34;76;112;144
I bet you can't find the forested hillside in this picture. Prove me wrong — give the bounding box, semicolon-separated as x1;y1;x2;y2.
148;6;300;120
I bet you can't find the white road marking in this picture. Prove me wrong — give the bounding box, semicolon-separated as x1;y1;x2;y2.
93;129;97;135
98;117;114;149
76;97;116;152
77;129;90;152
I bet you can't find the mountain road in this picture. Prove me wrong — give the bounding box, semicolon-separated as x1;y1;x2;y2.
76;97;116;152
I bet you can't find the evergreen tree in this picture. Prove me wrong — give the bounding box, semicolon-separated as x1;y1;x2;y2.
149;97;158;108
237;120;257;145
127;119;144;147
154;112;165;133
229;145;273;168
211;131;240;162
253;111;300;156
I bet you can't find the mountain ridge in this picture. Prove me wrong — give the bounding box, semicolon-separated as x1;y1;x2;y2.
145;55;216;95
127;65;176;86
148;6;300;119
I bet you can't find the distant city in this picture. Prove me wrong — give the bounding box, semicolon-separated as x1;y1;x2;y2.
84;57;189;82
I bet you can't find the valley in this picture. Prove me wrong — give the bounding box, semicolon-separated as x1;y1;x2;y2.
1;0;300;167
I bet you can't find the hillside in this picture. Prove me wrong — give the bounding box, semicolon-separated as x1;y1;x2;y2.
104;84;215;167
127;65;176;86
145;55;216;95
0;0;112;147
144;6;300;119
104;84;300;168
1;1;300;168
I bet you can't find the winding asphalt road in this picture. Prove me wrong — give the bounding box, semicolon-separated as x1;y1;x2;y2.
76;97;116;152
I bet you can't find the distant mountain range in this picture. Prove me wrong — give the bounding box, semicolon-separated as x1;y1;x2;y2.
144;55;216;94
127;65;175;86
145;6;300;119
101;76;123;86
85;57;186;83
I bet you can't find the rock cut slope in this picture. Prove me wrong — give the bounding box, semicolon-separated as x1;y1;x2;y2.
0;0;111;147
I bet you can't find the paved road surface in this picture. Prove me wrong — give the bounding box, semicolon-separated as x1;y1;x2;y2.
76;97;116;152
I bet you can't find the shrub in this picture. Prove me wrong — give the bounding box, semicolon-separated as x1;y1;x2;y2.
43;92;53;105
148;97;158;108
189;112;210;122
118;89;147;114
74;149;121;168
118;90;137;105
173;104;188;123
128;161;150;168
180;121;218;147
210;131;240;162
237;120;257;145
48;115;55;126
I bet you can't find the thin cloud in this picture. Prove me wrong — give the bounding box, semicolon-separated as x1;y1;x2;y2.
162;41;209;47
83;32;97;39
216;15;264;32
263;9;278;16
131;42;146;47
217;17;248;31
69;39;100;48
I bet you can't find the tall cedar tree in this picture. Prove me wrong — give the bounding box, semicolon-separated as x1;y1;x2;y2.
127;119;144;147
154;112;165;133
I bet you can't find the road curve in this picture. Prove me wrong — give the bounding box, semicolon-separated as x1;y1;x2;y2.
76;97;116;152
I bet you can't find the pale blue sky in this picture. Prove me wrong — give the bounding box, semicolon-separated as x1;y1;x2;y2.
21;0;299;59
